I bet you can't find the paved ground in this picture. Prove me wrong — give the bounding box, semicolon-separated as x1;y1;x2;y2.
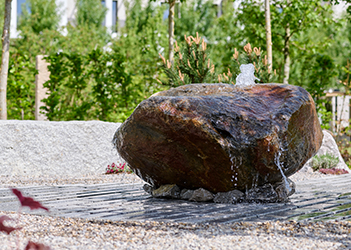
1;174;351;224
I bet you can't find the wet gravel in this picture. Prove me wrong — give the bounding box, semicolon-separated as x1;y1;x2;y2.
0;172;350;249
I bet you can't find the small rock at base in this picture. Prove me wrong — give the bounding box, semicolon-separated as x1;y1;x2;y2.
152;184;180;199
143;184;155;194
180;189;194;200
274;179;296;202
246;183;278;202
213;190;245;204
189;188;214;202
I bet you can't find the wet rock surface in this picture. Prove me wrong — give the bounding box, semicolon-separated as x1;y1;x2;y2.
114;83;323;194
213;190;245;204
147;179;295;204
189;188;214;202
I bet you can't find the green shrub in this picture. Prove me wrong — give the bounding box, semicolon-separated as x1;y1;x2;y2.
42;48;135;122
312;153;339;171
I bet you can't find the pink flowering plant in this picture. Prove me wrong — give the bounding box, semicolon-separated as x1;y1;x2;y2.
105;163;133;174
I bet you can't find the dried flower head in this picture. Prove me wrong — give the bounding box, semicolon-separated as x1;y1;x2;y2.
190;32;201;45
253;62;258;73
174;41;180;53
207;59;211;69
243;43;252;55
227;68;233;78
233;48;239;60
263;55;268;66
184;34;193;46
167;60;172;69
201;39;207;51
159;53;166;65
178;70;184;82
218;74;222;83
223;73;229;82
179;52;183;60
253;47;261;57
210;64;215;74
192;50;196;60
187;59;193;69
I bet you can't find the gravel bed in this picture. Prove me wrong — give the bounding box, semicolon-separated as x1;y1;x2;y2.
0;212;350;250
0;173;145;188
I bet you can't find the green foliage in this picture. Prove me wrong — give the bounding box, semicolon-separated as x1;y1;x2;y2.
158;33;216;86
112;0;168;97
174;0;217;41
42;48;134;122
236;0;337;83
18;0;61;34
7;52;37;120
76;0;107;28
312;153;339;171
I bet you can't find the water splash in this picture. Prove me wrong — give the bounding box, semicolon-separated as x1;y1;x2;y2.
274;146;292;193
229;153;241;188
235;63;259;87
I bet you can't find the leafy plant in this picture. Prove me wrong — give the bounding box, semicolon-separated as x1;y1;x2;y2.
0;188;50;249
7;51;37;120
42;48;135;122
312;153;339;171
105;163;133;174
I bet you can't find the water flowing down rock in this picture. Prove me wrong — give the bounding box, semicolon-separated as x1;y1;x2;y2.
113;83;323;194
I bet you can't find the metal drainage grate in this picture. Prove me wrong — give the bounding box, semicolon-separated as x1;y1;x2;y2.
0;175;350;223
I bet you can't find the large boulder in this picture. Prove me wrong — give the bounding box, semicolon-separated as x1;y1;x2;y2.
113;83;323;193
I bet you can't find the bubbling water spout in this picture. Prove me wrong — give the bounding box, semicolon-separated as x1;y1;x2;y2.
235;63;259;87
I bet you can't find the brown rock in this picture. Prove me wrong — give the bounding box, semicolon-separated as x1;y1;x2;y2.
113;83;323;193
152;184;180;199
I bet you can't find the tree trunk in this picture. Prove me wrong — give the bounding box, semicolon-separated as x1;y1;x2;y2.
168;0;175;64
283;23;290;85
0;0;12;120
265;0;273;73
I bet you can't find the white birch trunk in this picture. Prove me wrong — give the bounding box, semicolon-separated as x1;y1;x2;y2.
283;24;290;85
168;0;175;64
0;0;12;120
265;0;273;73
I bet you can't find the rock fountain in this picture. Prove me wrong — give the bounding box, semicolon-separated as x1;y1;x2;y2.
113;64;323;203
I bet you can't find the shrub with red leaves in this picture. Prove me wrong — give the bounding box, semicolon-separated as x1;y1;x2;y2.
0;215;22;235
25;240;51;250
11;188;49;211
319;168;349;175
1;188;51;249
